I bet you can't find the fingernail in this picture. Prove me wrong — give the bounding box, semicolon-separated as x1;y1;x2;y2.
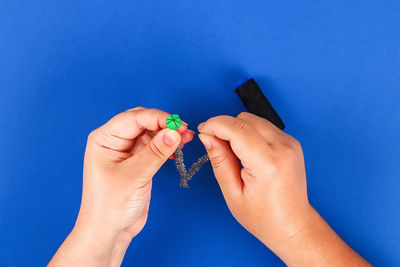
163;130;180;146
198;122;205;132
198;133;212;149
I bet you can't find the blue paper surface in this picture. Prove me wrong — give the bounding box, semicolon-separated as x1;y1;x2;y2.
1;1;399;266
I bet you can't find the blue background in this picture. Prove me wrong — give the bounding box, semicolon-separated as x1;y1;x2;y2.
1;1;399;266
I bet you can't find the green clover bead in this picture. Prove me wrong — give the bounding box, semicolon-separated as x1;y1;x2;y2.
166;114;182;130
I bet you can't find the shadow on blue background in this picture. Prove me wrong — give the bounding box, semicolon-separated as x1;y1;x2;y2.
1;1;399;266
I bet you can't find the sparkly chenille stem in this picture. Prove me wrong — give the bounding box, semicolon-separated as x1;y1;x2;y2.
174;145;188;187
174;145;209;188
186;154;209;181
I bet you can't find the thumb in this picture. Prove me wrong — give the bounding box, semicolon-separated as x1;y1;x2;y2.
125;128;181;179
198;134;243;199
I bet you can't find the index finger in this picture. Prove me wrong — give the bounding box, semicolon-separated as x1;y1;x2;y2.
90;108;188;153
101;108;188;140
197;115;270;164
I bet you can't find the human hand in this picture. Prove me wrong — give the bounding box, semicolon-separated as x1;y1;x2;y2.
49;107;193;267
78;107;193;238
198;112;311;246
198;112;369;266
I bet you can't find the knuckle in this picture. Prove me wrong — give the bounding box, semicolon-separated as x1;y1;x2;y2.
202;115;232;128
87;129;99;143
146;108;167;118
237;111;250;118
149;141;168;159
126;106;147;112
146;108;159;114
215;115;234;121
210;153;227;169
233;119;247;134
278;139;302;162
287;136;302;150
133;106;147;110
217;115;233;119
210;115;232;124
281;144;297;158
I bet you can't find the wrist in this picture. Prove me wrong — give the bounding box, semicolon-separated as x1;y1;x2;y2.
263;206;323;265
70;212;123;263
272;207;369;266
71;222;118;259
253;201;316;253
49;220;120;267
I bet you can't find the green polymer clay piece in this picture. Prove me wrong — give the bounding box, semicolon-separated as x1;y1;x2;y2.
166;114;182;130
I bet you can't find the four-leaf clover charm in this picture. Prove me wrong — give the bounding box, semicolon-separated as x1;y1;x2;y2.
166;114;182;130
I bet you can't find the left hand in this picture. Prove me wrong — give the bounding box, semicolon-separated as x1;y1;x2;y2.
49;107;194;267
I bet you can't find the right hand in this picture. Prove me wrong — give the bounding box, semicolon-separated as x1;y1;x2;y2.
197;112;313;248
197;112;369;266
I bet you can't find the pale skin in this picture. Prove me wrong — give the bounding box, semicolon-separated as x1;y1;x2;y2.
48;107;370;267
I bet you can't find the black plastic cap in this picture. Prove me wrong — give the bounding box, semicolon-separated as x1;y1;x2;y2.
235;78;285;130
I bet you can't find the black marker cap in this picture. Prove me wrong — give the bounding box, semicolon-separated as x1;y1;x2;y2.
235;78;285;130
